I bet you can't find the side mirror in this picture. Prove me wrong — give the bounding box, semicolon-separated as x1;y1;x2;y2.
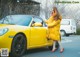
32;22;42;27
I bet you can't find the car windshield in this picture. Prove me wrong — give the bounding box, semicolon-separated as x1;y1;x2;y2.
0;15;32;26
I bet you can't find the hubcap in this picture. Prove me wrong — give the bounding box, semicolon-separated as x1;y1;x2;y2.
14;36;25;54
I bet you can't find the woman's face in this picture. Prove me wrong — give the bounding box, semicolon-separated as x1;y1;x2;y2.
51;11;54;15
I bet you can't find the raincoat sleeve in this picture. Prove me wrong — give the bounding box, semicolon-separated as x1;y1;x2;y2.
44;16;53;24
47;16;62;27
47;19;61;27
44;10;57;24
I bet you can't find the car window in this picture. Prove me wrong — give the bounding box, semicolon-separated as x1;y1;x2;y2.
33;18;42;23
0;19;3;24
61;20;70;25
71;19;76;26
33;16;42;23
31;16;43;27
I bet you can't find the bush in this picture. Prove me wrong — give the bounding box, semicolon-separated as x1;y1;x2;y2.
76;28;80;35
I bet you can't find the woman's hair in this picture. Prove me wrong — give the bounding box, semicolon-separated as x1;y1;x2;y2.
52;7;60;20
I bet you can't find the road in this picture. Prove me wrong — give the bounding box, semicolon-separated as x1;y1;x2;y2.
23;35;80;57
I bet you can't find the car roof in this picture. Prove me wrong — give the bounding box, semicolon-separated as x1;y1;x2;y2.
62;19;75;21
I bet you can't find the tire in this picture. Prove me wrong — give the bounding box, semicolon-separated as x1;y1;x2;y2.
10;34;27;57
60;30;66;36
66;34;70;37
48;41;59;50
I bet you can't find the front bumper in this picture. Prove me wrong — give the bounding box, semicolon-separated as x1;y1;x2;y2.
0;35;13;52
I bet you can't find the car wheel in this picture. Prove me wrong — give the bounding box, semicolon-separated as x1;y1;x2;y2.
66;34;70;37
10;34;27;57
48;41;59;50
60;30;66;36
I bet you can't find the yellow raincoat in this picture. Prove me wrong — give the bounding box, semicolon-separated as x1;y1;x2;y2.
45;16;62;41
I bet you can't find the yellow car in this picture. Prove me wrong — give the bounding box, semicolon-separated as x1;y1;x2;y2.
0;15;59;57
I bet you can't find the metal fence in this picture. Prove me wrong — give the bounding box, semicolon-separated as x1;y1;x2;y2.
34;0;80;34
54;0;80;34
54;1;80;28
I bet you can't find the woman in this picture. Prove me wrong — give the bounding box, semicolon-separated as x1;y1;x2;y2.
44;7;64;53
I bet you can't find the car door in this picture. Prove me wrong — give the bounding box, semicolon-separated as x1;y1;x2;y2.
29;16;47;47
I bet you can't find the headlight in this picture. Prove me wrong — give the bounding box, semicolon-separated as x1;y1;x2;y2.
0;28;8;36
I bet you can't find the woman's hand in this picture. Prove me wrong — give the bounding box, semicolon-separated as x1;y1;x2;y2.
43;19;46;22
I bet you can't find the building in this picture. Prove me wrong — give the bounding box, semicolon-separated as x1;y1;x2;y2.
0;0;40;18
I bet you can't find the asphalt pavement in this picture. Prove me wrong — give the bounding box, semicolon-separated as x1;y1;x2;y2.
23;35;80;57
